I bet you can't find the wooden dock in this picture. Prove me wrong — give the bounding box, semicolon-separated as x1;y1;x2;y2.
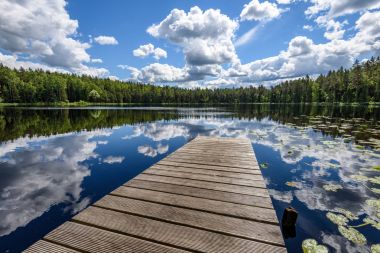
25;136;286;253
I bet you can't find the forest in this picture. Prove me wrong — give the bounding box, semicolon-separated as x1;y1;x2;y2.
0;57;379;104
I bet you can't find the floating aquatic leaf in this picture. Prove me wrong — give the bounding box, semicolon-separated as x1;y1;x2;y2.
363;218;380;230
366;199;380;211
329;163;340;169
371;244;380;253
371;188;380;194
260;162;268;169
373;166;380;171
335;208;358;220
285;181;301;188
350;175;370;182
323;184;343;192
369;177;380;185
302;239;329;253
338;225;367;245
326;212;348;226
315;245;329;253
302;239;317;253
355;145;365;150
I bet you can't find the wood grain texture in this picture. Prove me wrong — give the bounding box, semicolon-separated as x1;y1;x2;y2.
23;240;80;253
111;186;278;223
94;195;285;246
132;174;270;196
143;168;266;187
45;221;189;253
74;206;286;253
158;160;261;174
125;179;274;208
151;164;262;180
24;136;286;253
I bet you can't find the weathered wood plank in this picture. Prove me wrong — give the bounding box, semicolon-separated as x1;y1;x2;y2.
44;221;189;253
23;240;80;253
151;164;262;180
125;179;274;208
94;195;285;246
173;149;256;158
167;153;258;163
74;207;286;253
143;168;266;187
157;160;261;174
162;157;259;170
134;174;270;196
111;186;278;223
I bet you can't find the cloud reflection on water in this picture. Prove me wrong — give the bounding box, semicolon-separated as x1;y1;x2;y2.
0;129;112;236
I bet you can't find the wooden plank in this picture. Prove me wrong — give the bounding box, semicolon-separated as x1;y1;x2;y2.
158;160;261;174
143;169;266;188
163;157;259;170
111;186;278;224
173;149;256;158
74;206;286;253
24;240;80;253
44;221;188;253
168;153;257;163
134;174;270;197
151;164;262;180
94;195;285;246
126;179;274;208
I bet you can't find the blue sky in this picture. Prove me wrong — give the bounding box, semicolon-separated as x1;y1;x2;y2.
0;0;379;88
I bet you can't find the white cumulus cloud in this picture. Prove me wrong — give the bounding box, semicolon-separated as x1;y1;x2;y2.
0;0;108;76
133;43;167;60
240;0;283;21
94;36;118;45
147;6;238;66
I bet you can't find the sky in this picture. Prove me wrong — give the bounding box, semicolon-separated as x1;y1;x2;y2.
0;0;380;88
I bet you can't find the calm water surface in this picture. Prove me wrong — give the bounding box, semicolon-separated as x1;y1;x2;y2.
0;105;379;252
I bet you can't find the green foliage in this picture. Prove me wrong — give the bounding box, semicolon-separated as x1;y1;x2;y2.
0;57;379;104
88;89;100;102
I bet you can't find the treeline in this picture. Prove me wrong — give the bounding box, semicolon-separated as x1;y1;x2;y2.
1;104;378;143
0;108;179;142
0;57;379;104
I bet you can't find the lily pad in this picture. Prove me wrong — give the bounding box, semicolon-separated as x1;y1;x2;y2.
302;239;317;253
286;181;301;188
369;177;380;185
323;184;343;192
302;239;329;253
335;208;358;220
315;245;329;253
326;212;348;226
338;225;367;245
350;175;370;182
260;162;268;169
373;166;380;171
363;218;380;230
366;199;380;211
371;244;380;253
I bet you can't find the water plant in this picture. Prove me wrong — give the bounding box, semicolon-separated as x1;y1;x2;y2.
338;226;367;245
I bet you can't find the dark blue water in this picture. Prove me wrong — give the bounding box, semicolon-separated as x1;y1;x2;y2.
0;106;379;252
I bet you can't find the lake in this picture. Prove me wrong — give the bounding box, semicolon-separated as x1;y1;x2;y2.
0;105;379;253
